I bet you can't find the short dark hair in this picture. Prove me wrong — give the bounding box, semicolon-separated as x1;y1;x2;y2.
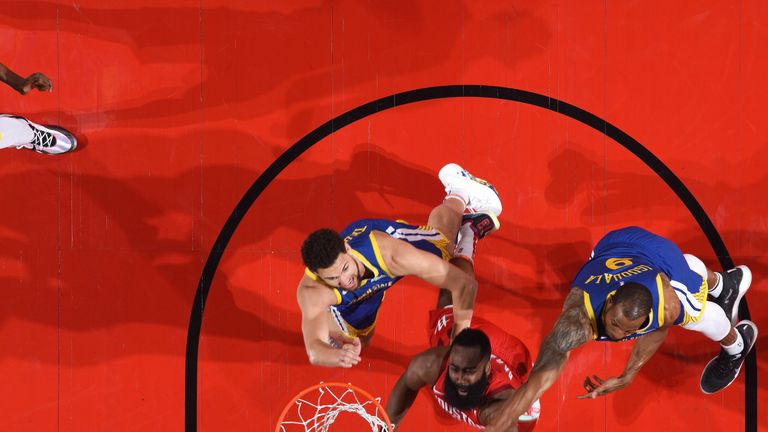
612;282;653;321
301;228;345;273
450;328;491;362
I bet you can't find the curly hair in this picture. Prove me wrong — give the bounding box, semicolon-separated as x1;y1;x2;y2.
451;328;491;362
301;228;346;273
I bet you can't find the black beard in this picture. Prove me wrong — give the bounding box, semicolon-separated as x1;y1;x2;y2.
442;371;489;411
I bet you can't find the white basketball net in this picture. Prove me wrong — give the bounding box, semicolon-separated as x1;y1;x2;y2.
279;384;390;432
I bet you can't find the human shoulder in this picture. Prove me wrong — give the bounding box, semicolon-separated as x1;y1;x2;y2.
369;230;414;275
550;287;595;350
562;286;588;313
297;271;338;311
370;229;399;247
407;346;449;385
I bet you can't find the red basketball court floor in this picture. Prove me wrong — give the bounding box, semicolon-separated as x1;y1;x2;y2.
1;1;766;431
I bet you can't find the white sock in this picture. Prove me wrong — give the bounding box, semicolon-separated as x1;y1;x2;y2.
445;188;469;210
709;272;723;298
722;330;744;355
455;222;477;262
0;116;34;149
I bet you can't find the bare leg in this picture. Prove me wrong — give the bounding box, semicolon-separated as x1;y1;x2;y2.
426;197;464;246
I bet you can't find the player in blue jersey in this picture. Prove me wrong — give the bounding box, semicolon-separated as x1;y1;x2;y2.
485;226;757;432
297;163;502;368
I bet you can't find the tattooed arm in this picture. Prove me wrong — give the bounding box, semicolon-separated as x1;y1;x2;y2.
485;288;594;431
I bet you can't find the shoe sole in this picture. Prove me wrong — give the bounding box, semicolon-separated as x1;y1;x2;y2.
700;319;757;394
727;265;752;325
487;212;500;231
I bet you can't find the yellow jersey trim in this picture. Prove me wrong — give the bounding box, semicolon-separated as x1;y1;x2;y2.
696;278;708;318
582;291;598;340
369;232;393;277
678;277;709;325
637;308;654;333
656;274;665;327
304;267;319;281
306;267;342;303
348;247;379;279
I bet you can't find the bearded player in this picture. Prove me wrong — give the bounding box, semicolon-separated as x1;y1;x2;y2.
385;222;540;431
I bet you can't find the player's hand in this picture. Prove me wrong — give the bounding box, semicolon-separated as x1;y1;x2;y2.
577;374;632;399
21;72;52;94
337;337;362;368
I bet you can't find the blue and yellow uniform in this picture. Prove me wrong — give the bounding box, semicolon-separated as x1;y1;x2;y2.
305;218;452;337
573;226;708;341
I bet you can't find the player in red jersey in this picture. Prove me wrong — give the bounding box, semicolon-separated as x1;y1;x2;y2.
384;223;540;431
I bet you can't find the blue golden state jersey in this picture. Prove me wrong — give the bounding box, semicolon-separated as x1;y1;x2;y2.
573;255;664;341
574;226;708;341
305;218;451;337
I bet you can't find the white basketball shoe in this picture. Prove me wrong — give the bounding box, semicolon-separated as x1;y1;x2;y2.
9;115;78;155
438;163;502;215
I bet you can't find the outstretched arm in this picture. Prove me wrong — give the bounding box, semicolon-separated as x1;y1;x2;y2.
297;276;361;368
380;233;477;334
486;288;593;431
386;348;443;428
579;326;668;398
0;63;52;95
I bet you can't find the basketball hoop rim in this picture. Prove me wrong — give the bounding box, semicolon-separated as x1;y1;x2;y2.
275;381;394;432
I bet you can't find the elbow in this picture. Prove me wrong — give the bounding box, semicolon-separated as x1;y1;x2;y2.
306;348;323;366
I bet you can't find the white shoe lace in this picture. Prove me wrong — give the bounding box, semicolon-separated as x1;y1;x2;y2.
31;127;55;149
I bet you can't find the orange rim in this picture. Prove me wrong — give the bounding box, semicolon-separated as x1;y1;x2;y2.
275;382;393;432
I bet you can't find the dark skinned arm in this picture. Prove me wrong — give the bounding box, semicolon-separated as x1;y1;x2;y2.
477;389;514;426
485;288;594;432
579;326;669;398
0;63;52;94
385;347;444;429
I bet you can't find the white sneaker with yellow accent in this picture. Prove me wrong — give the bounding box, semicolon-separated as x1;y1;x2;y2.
10;116;77;155
438;163;502;215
